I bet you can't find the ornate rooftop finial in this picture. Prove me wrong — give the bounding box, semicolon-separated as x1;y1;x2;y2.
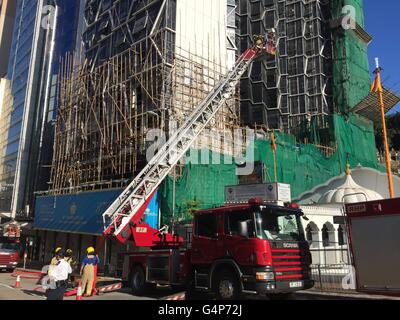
346;163;352;176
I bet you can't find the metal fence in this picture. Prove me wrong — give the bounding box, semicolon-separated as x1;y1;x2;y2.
309;244;350;266
310;264;356;293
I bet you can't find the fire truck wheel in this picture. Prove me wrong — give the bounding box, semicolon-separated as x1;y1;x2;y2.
214;270;241;300
130;266;147;296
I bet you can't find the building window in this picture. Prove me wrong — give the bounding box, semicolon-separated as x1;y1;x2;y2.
322;222;335;247
306;225;313;242
305;222;319;248
195;213;217;238
322;225;330;247
338;225;345;246
225;210;254;237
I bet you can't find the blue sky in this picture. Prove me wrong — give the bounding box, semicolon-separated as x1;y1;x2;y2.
364;1;400;114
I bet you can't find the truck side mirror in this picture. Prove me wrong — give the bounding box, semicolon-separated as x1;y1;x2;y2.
238;221;249;238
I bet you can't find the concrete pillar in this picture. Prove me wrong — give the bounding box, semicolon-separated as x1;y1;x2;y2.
318;230;326;266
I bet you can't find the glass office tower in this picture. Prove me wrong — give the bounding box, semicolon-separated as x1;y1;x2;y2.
0;0;39;214
0;0;85;217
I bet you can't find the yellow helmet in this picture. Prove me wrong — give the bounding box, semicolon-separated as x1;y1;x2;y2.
87;247;95;254
55;247;62;254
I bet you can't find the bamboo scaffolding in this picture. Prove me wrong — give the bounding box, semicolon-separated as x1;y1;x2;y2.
48;37;239;195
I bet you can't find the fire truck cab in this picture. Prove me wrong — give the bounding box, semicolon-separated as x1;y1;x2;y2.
0;237;20;272
123;198;314;299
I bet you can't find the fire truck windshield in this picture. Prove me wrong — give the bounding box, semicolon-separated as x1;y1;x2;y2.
0;242;19;253
255;208;305;242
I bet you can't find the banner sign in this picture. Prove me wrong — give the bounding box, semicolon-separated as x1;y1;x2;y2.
34;190;160;235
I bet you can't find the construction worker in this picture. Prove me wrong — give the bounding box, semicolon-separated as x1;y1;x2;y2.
80;247;100;297
46;250;72;300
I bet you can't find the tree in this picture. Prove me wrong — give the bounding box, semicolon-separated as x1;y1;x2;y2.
180;199;202;222
375;112;400;152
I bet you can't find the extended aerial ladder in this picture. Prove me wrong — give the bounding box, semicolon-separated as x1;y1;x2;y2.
102;34;277;244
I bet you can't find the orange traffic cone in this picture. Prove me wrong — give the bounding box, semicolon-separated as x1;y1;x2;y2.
76;282;82;301
15;275;21;288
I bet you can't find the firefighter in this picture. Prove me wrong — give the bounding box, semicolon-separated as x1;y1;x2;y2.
65;249;77;271
51;247;63;266
80;247;100;297
48;247;63;277
253;34;265;48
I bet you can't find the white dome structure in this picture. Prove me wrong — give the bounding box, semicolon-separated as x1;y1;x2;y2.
319;165;384;204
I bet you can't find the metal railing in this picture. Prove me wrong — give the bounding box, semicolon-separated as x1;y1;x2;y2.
306;240;356;293
308;240;351;264
310;264;355;293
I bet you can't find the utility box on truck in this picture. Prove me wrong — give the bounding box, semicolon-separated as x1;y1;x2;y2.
225;183;291;205
346;198;400;296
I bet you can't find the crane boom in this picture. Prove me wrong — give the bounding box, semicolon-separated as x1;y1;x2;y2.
102;36;276;243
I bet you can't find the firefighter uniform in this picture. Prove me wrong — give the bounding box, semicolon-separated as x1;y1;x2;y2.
253;34;265;48
48;247;63;276
65;249;77;271
50;247;62;265
80;247;99;296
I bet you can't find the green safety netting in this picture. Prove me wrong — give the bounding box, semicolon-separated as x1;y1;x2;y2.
159;152;239;223
332;0;365;27
331;0;371;113
160;113;383;224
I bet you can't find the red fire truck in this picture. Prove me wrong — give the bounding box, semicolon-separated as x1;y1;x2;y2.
345;198;400;296
121;198;314;299
0;237;20;272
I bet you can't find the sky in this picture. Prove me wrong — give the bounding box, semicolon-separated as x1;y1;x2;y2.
364;1;400;114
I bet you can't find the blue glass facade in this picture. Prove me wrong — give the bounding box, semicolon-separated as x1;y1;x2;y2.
0;0;38;212
0;0;85;215
47;0;84;121
34;0;85;193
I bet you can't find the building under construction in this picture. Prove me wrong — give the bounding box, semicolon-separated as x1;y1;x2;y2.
49;0;239;194
236;0;333;131
48;0;400;195
34;0;241;265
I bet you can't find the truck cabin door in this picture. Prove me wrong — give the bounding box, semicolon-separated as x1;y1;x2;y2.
223;210;257;265
191;213;223;265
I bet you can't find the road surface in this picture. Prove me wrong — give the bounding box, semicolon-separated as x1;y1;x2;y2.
0;271;397;301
